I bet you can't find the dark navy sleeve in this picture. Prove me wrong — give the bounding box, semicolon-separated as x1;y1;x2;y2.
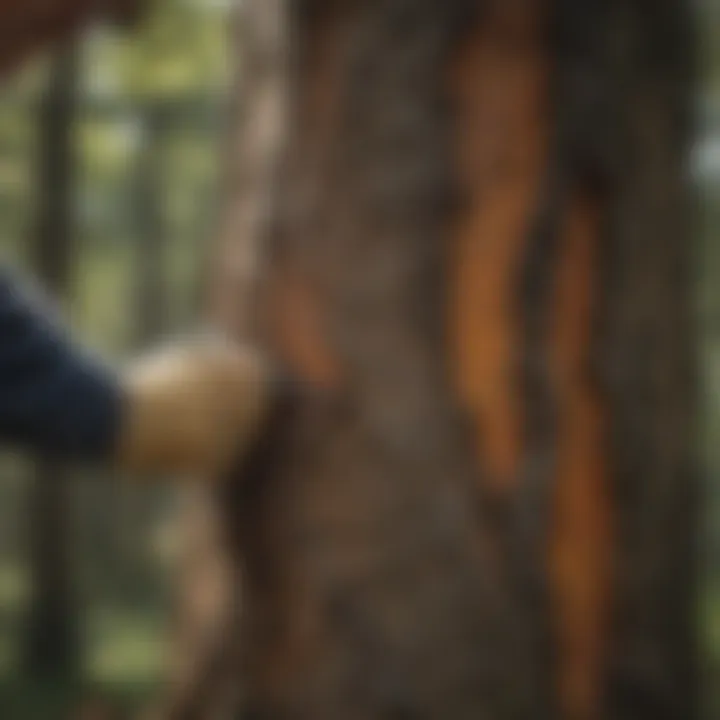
0;269;124;462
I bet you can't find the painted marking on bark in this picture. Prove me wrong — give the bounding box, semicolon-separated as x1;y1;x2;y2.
447;9;549;494
447;7;612;717
550;190;611;720
267;268;343;391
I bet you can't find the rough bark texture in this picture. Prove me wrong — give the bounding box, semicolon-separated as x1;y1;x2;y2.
231;2;528;718
597;5;697;719
163;1;697;719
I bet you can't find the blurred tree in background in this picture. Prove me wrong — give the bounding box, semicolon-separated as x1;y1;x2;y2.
23;42;81;684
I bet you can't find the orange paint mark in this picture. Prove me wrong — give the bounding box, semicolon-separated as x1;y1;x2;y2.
447;7;612;716
267;268;343;392
447;6;549;492
550;192;611;720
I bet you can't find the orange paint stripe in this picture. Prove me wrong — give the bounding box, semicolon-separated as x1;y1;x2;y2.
447;8;612;718
267;267;343;391
550;191;611;720
447;8;549;493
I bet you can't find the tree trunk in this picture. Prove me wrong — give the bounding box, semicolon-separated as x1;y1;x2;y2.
23;44;81;681
163;2;699;719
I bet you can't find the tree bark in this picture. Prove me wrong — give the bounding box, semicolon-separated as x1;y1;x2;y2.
163;2;699;719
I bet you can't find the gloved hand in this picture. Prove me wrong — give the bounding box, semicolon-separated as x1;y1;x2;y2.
116;338;272;477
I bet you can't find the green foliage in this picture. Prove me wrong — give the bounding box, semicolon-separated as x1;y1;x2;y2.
84;0;230;102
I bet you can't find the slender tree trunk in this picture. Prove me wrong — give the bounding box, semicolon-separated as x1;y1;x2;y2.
163;2;698;719
23;44;81;681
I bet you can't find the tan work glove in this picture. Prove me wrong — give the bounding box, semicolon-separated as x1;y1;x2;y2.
116;338;272;477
